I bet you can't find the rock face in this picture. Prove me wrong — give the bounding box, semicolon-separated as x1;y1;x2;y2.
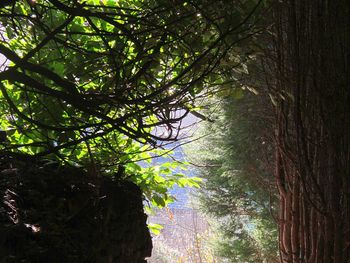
0;156;152;262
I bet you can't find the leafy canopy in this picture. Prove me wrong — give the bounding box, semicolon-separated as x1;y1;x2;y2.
1;0;232;154
0;0;263;207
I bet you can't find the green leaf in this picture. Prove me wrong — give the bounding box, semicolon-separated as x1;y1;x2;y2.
125;162;142;173
148;223;163;236
152;194;166;208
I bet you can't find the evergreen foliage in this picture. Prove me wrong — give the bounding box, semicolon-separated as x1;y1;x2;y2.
188;91;279;262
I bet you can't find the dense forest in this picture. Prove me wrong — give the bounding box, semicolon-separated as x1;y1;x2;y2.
0;0;349;262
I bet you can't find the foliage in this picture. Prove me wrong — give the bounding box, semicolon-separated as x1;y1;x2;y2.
0;0;262;154
128;157;201;208
187;91;278;262
0;0;258;207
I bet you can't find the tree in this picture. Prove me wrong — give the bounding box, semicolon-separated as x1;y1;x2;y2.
187;91;279;262
0;0;206;152
265;1;350;262
0;0;260;154
0;0;265;212
190;1;350;262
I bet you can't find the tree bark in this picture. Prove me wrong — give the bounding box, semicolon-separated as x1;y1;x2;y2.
268;0;350;262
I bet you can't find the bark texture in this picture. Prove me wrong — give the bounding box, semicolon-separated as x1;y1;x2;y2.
268;0;350;262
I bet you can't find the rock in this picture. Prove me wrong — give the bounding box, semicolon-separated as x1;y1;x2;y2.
0;155;152;262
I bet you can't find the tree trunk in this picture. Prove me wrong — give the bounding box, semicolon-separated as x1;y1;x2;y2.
268;0;350;262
